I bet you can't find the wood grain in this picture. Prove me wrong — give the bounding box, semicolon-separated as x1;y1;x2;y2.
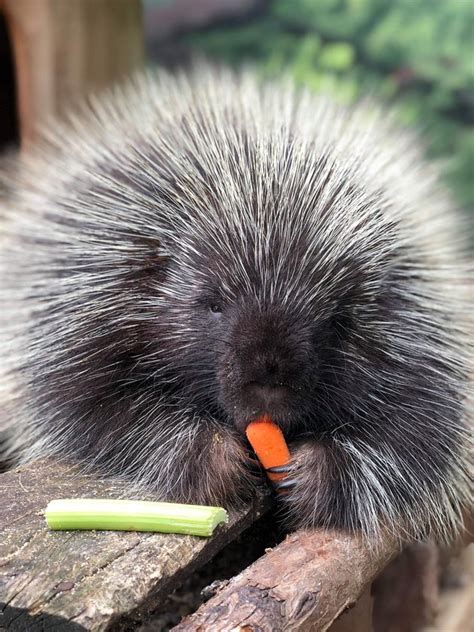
0;459;269;631
2;0;144;148
174;529;398;631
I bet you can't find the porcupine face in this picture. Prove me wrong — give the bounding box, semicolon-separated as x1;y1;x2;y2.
153;168;397;439
159;234;324;433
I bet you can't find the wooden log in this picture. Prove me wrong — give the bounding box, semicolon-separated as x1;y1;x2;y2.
174;529;398;631
0;459;269;631
1;0;144;148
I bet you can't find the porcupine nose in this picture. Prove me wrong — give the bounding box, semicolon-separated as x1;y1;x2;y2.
265;359;279;377
248;354;289;403
233;305;298;406
252;351;282;384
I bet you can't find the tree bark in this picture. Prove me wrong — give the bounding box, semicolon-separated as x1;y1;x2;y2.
174;529;398;631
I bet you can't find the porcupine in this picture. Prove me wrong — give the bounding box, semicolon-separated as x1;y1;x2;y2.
1;66;471;543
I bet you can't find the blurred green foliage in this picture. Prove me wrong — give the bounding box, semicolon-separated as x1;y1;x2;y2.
183;0;474;211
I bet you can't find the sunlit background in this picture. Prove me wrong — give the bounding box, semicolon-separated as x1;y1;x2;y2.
144;0;473;218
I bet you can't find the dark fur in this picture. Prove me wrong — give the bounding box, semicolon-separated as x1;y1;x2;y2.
2;68;471;542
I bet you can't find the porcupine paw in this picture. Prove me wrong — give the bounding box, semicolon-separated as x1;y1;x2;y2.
268;440;344;531
187;428;260;508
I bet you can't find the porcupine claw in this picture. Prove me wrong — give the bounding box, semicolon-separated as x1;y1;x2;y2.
273;478;296;490
266;464;291;474
266;464;297;492
246;453;295;489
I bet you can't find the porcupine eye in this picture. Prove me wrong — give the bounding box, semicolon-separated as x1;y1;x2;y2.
209;303;223;317
199;292;223;319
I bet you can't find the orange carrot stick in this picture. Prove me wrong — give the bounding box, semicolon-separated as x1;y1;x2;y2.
245;415;290;482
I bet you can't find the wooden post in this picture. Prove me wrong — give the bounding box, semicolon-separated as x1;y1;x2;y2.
1;0;144;148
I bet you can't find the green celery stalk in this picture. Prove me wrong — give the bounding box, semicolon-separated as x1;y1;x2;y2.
45;498;228;537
